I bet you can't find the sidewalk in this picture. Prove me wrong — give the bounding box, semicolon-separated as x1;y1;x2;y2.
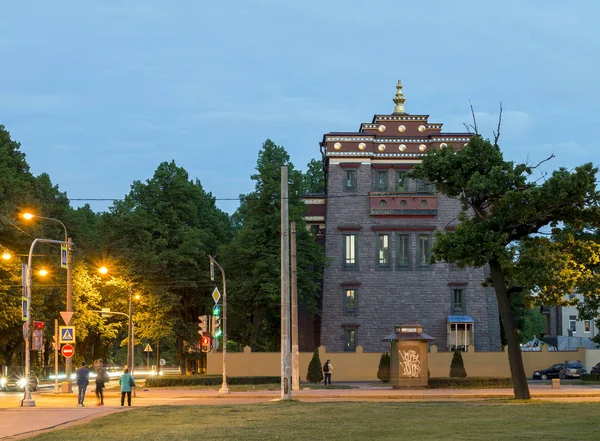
2;383;600;440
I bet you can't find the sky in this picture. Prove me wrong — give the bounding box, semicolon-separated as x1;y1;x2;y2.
1;1;598;214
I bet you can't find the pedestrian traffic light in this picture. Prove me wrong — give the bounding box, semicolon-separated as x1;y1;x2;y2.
33;321;45;330
201;336;211;352
212;314;222;339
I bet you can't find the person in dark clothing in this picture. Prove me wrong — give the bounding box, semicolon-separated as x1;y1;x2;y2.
323;359;333;386
95;359;108;406
76;361;90;407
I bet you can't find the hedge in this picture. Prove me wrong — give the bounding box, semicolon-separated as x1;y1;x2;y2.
581;374;600;382
145;375;280;387
427;377;512;389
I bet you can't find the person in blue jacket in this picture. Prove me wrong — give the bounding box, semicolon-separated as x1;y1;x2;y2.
119;368;136;406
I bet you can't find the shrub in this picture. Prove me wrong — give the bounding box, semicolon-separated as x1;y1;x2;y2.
377;352;391;383
449;350;467;378
581;374;600;382
428;377;512;389
145;375;279;387
306;348;324;383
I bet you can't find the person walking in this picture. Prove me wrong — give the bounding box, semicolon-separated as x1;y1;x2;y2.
76;361;90;407
119;368;136;406
323;359;333;386
94;359;108;406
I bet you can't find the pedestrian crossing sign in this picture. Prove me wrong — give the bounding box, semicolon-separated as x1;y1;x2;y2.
59;326;76;343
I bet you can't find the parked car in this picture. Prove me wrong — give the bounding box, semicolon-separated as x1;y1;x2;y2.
0;372;39;391
590;362;600;374
533;361;587;380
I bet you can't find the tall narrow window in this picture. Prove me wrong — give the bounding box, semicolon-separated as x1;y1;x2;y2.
418;234;431;267
345;329;357;351
569;315;577;333
345;289;357;312
377;234;390;268
396;171;407;191
584;320;591;333
343;234;357;269
375;170;388;191
452;289;465;313
344;169;356;190
396;233;410;269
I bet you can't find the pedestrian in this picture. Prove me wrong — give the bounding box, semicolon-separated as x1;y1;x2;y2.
323;359;333;386
76;361;90;407
94;359;108;406
119;368;136;406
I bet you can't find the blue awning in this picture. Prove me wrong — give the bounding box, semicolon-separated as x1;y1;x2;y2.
447;315;474;323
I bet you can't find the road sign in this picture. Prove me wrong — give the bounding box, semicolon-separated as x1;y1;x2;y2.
59;326;76;343
22;322;29;341
61;244;68;269
159;358;166;366
61;344;74;358
212;287;221;304
32;329;43;351
212;337;219;351
210;260;215;281
143;344;153;352
21;297;28;321
60;311;73;326
212;304;221;318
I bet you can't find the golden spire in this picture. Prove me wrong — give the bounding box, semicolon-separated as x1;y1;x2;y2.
392;80;407;115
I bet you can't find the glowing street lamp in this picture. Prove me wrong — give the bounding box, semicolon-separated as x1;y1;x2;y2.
2;251;11;260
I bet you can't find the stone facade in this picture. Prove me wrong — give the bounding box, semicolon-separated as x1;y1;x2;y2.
314;82;501;353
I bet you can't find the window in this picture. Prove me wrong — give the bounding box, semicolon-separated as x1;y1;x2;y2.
345;329;357;351
453;289;465;313
417;234;431;267
415;179;435;192
344;169;356;190
345;289;357;312
343;234;357;269
584;320;591;333
569;315;577;333
396;233;410;269
376;234;390;268
396;171;407;191
375;170;388;191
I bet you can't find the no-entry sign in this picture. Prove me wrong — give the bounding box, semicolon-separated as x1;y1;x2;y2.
61;344;75;358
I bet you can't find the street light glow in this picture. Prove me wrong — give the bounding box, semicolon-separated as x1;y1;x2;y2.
22;212;35;220
38;268;48;277
1;251;11;260
99;266;108;275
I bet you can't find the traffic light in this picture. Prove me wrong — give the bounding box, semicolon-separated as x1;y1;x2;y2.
201;336;211;352
212;313;222;339
198;315;208;335
32;321;45;330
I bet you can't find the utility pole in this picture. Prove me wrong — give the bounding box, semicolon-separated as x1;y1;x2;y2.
65;236;73;393
291;222;299;391
209;255;230;394
281;166;291;400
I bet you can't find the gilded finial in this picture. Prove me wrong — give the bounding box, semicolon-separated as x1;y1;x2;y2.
392;80;407;115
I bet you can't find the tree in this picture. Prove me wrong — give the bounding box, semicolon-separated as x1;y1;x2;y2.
306;348;324;383
98;161;233;373
221;140;327;351
449;350;467;377
301;158;325;194
411;135;598;399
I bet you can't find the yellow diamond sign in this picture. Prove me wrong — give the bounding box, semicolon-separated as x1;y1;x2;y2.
212;287;221;304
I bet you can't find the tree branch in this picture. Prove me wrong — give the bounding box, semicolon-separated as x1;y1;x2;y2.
469;100;478;135
493;102;502;147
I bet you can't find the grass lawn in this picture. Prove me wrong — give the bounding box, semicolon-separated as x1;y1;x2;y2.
26;401;600;441
123;383;355;392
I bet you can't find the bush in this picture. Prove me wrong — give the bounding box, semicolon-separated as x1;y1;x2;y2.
306;348;324;383
145;375;279;387
377;353;391;383
428;377;512;389
449;350;467;378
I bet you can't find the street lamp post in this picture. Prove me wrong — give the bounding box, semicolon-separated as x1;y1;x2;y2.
209;256;229;394
22;238;72;407
22;213;73;392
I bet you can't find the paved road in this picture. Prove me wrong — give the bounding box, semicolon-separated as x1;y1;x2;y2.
2;383;600;440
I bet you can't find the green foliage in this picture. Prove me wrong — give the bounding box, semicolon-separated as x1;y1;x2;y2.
580;374;600;382
377;352;390;383
221;140;326;351
145;375;279;387
449;350;467;378
301;158;325;194
428;377;512;388
306;349;324;383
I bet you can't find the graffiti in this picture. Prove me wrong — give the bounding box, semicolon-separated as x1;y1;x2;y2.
399;349;421;378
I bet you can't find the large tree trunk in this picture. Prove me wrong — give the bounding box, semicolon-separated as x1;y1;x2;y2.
489;258;530;399
250;306;262;351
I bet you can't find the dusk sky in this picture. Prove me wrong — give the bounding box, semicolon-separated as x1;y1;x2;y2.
1;1;598;214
